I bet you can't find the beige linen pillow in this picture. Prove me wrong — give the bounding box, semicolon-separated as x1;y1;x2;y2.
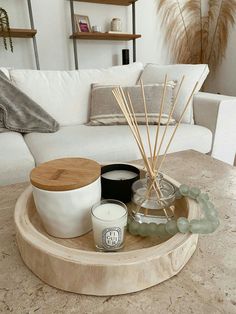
88;83;176;126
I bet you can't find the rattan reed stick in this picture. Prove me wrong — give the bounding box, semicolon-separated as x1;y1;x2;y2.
155;81;199;173
112;78;198;221
112;89;153;177
153;75;168;164
140;79;153;166
126;92;148;163
126;92;153;172
154;76;185;169
119;90;154;177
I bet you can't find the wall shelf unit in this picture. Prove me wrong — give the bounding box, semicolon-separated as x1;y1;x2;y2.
0;0;40;69
0;28;37;38
70;32;141;40
72;0;137;5
69;0;141;69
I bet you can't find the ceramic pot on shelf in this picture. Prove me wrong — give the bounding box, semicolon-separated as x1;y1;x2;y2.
111;18;122;32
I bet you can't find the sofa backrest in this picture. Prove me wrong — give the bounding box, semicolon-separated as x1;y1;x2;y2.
8;63;143;126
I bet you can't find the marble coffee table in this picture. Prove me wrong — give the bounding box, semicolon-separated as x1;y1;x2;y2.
0;150;235;314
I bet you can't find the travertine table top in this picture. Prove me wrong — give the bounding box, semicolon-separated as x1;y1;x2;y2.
0;150;235;314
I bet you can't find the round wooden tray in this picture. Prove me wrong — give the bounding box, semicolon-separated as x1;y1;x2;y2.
14;175;200;296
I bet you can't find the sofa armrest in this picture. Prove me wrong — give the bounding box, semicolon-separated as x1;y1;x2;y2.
193;92;236;165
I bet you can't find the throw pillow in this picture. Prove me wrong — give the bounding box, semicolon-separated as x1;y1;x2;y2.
88;83;176;126
140;64;209;124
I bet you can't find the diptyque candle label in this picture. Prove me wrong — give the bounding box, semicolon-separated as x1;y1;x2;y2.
102;227;122;249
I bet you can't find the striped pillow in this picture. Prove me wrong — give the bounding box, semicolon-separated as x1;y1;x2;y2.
88;83;176;126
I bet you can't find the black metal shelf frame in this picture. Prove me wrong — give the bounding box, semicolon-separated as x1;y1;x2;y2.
69;0;137;69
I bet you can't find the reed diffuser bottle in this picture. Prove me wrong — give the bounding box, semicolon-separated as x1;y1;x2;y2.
132;172;176;224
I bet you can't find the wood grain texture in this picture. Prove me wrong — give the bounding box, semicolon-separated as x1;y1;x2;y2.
2;151;236;313
70;32;141;41
72;0;137;6
30;158;101;191
15;173;200;296
0;28;37;38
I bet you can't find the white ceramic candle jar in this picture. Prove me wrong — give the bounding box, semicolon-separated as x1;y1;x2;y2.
91;200;128;251
30;158;101;239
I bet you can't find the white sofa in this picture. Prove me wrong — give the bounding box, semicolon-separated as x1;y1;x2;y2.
0;63;235;186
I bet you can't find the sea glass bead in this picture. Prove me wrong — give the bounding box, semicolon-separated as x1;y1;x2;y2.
209;218;220;232
189;187;201;199
201;200;217;219
179;184;189;196
190;219;213;234
165;220;178;235
198;193;209;201
156;223;169;237
206;201;214;210
177;217;190;233
204;204;218;220
148;223;159;236
129;221;140;236
139;223;149;237
175;189;183;200
197;197;208;209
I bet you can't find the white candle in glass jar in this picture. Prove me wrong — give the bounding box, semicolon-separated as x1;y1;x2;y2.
102;170;137;180
91;200;128;251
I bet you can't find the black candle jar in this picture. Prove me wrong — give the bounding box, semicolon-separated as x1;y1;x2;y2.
101;164;140;203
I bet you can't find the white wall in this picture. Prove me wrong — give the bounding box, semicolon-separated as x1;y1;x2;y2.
205;26;236;96
0;0;129;69
0;0;167;69
0;0;235;96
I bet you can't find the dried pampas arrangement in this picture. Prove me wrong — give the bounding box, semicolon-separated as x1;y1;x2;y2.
157;0;236;69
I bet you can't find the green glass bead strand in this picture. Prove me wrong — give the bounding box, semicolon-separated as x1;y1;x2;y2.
128;184;220;237
179;184;189;196
139;223;149;237
190;219;213;234
129;221;140;236
189;187;201;199
177;217;190;233
197;192;209;202
175;189;183;200
148;223;159;236
210;218;220;232
165;220;178;235
156;223;169;238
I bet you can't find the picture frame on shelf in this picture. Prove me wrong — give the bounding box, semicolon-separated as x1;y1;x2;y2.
74;14;91;33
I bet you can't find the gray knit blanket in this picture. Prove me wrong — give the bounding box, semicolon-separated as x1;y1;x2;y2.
0;70;59;133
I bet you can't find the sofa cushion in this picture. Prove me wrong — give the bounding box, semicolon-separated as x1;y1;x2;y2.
9;63;143;127
140;64;209;124
0;131;35;186
88;83;176;126
24;124;212;165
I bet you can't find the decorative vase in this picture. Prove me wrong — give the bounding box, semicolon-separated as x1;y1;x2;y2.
131;173;176;224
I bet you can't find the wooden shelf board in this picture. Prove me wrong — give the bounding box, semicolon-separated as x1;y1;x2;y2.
0;28;37;38
70;32;141;41
72;0;137;6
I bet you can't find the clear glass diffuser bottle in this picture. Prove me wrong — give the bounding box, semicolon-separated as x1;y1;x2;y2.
131;173;176;224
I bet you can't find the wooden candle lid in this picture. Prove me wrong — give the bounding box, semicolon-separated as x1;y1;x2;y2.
30;158;101;191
